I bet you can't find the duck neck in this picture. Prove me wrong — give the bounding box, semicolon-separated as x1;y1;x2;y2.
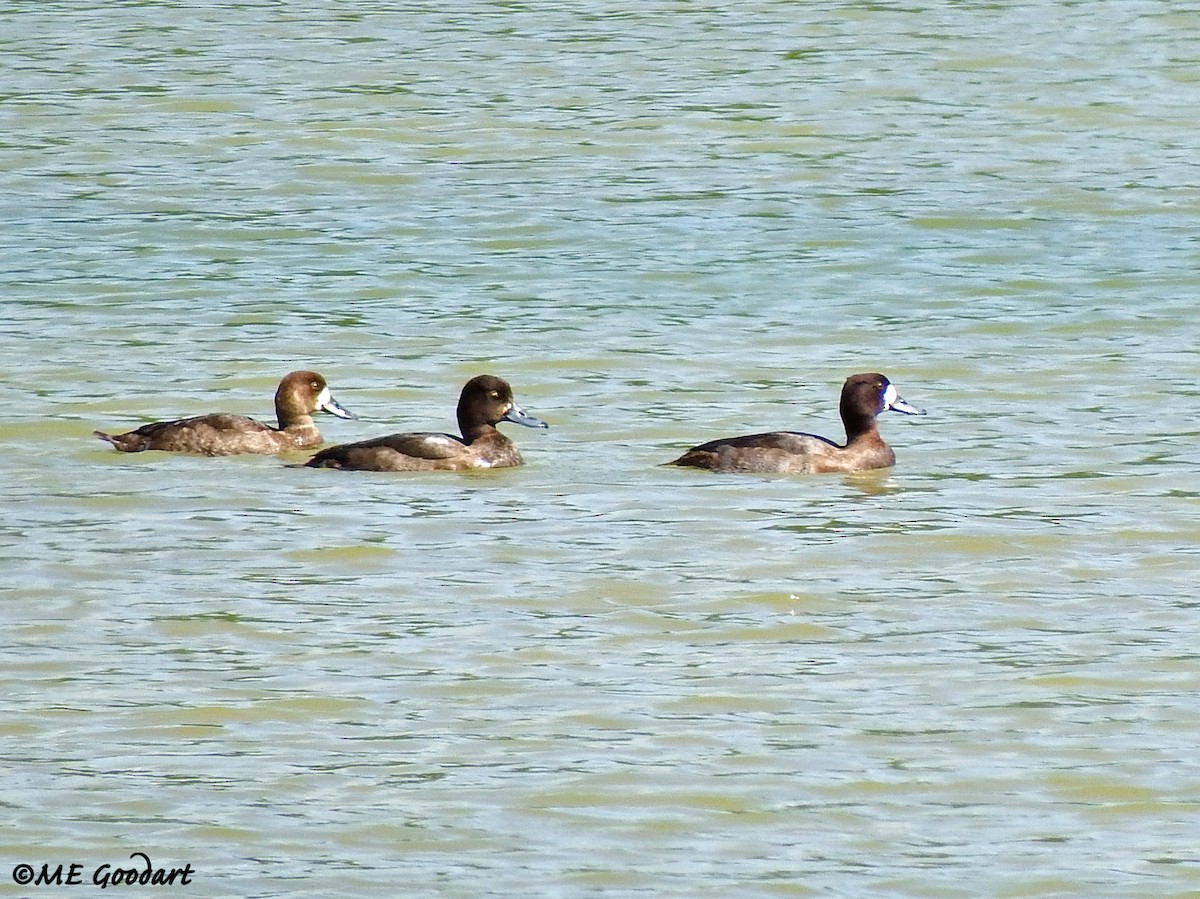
276;401;314;432
457;411;496;445
840;404;878;445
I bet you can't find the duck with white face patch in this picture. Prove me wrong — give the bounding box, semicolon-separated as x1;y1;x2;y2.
304;374;547;472
669;372;925;475
94;371;355;456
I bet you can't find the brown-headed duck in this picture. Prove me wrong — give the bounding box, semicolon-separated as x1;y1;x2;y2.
304;374;547;472
94;370;355;455
669;372;924;474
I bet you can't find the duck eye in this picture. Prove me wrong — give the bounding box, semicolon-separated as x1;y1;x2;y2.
489;391;500;399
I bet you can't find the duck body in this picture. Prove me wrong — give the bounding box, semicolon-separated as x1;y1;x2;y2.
94;370;354;456
670;373;923;474
305;374;546;472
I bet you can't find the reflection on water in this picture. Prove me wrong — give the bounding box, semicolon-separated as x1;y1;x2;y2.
4;1;1200;896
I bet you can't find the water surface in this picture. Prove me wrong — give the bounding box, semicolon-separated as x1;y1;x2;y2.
3;2;1200;896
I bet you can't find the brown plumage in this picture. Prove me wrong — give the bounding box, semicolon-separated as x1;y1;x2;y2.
94;370;355;455
669;373;924;474
305;374;547;472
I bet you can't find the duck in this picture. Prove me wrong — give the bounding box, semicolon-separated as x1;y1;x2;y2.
94;370;355;455
304;374;547;471
668;372;924;474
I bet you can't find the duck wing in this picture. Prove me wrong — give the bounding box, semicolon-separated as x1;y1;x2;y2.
306;432;468;470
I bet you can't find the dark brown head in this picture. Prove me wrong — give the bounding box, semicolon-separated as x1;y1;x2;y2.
839;373;924;440
275;370;355;428
456;375;548;438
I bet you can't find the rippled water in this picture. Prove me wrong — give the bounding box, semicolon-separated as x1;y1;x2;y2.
3;2;1200;896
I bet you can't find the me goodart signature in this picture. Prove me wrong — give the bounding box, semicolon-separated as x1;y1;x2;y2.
11;852;195;888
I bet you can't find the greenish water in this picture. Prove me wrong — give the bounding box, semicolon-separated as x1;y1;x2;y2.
3;2;1200;896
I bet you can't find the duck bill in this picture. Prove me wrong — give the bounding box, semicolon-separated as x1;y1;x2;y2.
888;395;925;416
503;403;548;429
882;382;924;415
318;389;357;420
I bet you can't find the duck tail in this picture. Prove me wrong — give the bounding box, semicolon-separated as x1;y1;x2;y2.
94;430;145;452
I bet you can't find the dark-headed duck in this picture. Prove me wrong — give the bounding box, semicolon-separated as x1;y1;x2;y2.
669;373;924;474
305;374;547;472
95;370;355;455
